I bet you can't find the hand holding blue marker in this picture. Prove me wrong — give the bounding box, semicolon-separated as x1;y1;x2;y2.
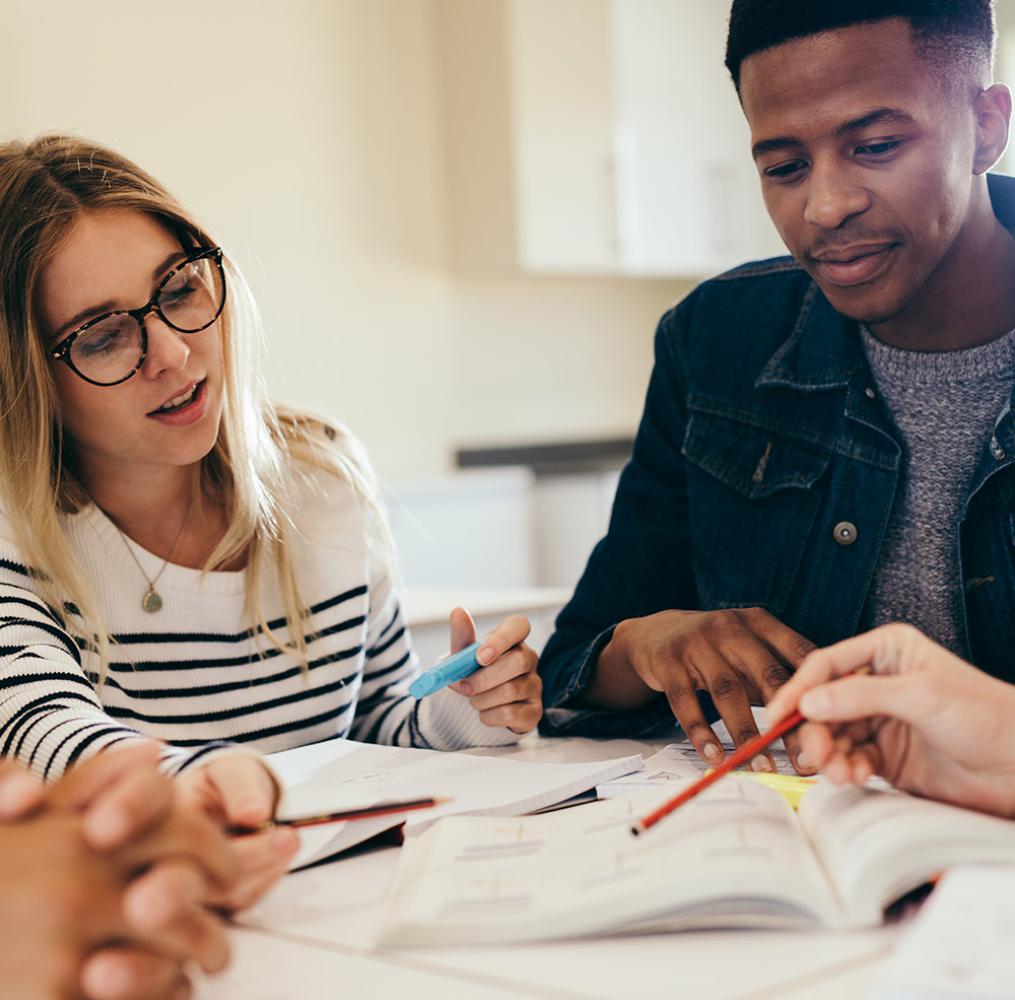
410;641;483;698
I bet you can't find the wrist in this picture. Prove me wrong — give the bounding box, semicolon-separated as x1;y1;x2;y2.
580;619;656;710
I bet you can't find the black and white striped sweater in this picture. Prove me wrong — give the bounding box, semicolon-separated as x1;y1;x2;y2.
0;464;516;781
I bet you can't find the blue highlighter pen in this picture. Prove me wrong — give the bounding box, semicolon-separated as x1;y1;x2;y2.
409;641;483;698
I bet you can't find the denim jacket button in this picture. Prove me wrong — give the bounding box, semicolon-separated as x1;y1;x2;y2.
865;387;876;400
991;437;1006;462
833;521;858;546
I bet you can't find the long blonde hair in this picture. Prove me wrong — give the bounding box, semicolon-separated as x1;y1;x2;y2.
0;134;373;674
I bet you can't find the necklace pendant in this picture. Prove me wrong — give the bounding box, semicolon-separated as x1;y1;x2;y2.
141;586;163;613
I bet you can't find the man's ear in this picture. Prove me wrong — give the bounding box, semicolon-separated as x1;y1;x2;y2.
972;83;1012;175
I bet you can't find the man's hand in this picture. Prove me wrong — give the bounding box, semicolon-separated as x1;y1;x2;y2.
767;623;1015;818
588;608;816;771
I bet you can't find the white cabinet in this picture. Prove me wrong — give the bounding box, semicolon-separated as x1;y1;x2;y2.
499;0;784;276
532;470;620;587
386;468;537;589
505;0;620;272
386;463;623;592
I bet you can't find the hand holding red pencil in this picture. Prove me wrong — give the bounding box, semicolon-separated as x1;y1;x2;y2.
765;624;1015;819
632;708;804;835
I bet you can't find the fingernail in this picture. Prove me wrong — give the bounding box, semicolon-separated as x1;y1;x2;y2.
751;756;774;773
477;646;494;666
797;750;814;770
800;690;829;716
703;744;723;762
235;798;263;822
458;680;473;695
0;771;41;816
82;956;133;996
87;805;131;847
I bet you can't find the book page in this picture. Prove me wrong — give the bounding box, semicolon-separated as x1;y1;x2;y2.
596;708;796;798
381;777;844;948
267;739;643;869
872;866;1015;999
597;740;794;798
798;783;1015;926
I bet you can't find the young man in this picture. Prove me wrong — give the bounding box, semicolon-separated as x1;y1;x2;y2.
539;0;1015;770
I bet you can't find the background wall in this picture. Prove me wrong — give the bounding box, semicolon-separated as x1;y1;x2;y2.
5;0;1014;597
0;0;683;480
8;0;1011;480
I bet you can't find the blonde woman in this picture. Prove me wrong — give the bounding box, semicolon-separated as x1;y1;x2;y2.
0;135;542;906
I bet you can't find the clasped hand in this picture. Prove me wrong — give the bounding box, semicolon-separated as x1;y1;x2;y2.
0;744;238;1000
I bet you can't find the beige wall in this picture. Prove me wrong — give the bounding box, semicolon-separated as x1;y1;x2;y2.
999;0;1015;34
1;0;683;478
995;0;1015;174
6;3;1015;475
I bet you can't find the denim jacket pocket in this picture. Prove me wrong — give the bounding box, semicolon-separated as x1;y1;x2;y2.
682;409;832;613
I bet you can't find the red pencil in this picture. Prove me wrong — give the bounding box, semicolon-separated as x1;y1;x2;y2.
229;796;449;835
630;709;805;836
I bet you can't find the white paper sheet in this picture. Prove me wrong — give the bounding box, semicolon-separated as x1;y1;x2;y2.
267;739;644;868
871;866;1015;999
597;740;793;797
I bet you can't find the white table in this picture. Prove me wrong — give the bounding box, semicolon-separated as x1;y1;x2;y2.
195;736;900;999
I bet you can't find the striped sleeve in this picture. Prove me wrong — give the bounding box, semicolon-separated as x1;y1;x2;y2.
0;558;233;781
0;576;148;780
348;583;421;747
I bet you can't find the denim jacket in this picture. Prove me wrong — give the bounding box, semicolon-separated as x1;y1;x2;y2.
539;173;1015;738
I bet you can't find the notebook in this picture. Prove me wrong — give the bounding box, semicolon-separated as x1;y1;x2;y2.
266;738;644;869
379;777;1015;947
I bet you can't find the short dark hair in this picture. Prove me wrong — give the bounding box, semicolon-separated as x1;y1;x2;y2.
725;0;996;91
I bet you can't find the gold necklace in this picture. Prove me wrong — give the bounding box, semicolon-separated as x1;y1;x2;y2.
112;495;195;613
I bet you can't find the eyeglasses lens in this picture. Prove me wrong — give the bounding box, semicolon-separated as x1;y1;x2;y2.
69;255;225;384
158;257;224;333
70;315;143;385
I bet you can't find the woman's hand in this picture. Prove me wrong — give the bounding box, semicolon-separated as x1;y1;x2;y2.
175;753;299;912
766;623;1015;818
0;744;239;1000
447;608;542;734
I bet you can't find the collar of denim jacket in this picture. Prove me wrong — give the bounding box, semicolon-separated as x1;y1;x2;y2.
757;173;1015;395
754;281;862;393
987;171;1015;234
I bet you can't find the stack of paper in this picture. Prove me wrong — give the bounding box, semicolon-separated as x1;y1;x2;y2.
267;739;643;869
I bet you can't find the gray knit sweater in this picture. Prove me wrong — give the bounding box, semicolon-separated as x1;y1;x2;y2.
859;326;1015;656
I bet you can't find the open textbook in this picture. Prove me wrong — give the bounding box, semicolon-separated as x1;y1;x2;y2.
266;739;643;869
379;777;1015;947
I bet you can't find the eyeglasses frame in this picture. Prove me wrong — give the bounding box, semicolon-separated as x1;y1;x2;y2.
49;246;226;387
